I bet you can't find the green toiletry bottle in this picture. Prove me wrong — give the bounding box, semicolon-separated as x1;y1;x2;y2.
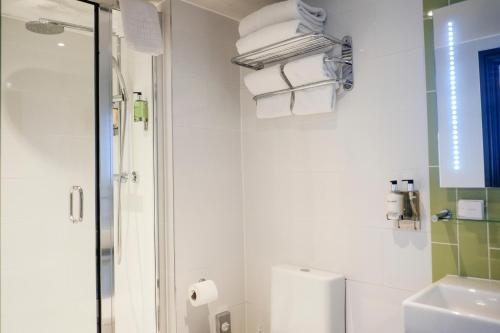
133;91;149;130
113;105;120;136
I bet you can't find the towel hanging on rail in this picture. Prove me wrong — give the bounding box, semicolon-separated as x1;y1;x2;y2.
236;19;321;55
283;53;338;115
239;0;327;38
119;0;164;55
244;64;292;119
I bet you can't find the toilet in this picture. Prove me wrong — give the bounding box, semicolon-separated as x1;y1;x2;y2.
271;265;346;333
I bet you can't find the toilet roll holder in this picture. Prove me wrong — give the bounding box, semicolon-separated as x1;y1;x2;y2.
190;279;231;333
189;278;206;302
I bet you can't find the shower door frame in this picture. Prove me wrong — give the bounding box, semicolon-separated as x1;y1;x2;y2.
96;2;171;333
98;3;168;333
96;4;114;333
154;3;175;331
1;0;162;331
154;2;176;333
1;0;114;331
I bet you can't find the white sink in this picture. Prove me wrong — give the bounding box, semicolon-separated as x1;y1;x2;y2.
403;275;500;333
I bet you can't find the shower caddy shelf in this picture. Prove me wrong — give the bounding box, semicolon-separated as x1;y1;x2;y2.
231;33;354;99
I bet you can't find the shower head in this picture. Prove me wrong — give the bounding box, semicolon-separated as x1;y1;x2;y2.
25;18;93;35
25;20;64;35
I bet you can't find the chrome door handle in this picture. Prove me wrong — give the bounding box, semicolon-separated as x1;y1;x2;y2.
69;186;84;223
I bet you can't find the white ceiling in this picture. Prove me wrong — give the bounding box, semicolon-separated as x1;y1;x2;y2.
1;0;276;27
181;0;277;21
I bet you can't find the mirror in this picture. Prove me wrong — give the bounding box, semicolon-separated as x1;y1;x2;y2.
434;0;500;188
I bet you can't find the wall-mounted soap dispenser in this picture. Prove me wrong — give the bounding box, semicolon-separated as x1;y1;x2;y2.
386;179;420;231
133;91;149;130
386;180;404;221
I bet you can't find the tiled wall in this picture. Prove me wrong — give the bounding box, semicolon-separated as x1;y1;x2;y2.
112;12;157;333
241;1;432;332
424;0;500;281
170;1;246;333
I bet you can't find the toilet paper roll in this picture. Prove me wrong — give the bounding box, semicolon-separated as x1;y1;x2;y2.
188;280;218;307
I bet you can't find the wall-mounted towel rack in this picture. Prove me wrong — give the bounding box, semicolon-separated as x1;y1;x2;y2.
252;79;340;101
231;33;353;94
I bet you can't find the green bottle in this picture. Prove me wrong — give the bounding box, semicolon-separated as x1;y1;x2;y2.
133;92;149;130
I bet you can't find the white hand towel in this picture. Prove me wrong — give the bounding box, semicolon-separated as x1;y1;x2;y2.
236;19;318;55
283;53;338;115
119;0;164;56
239;0;327;37
244;65;292;119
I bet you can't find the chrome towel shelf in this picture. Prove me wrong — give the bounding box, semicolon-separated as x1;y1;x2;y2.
232;33;347;70
231;33;354;95
253;79;339;101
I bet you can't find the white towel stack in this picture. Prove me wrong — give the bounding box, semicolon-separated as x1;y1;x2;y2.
244;65;292;119
244;54;337;118
237;19;314;55
284;53;338;115
239;0;326;38
236;0;327;54
239;0;335;119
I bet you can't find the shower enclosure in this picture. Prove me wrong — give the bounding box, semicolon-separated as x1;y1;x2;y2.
0;1;161;332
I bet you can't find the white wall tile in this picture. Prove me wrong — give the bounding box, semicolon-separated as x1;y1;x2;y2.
373;0;424;57
381;229;432;291
173;127;243;273
171;2;245;333
346;280;412;333
172;0;241;131
346;227;385;285
241;1;431;333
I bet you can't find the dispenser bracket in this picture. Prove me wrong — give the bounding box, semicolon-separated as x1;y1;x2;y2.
386;179;421;231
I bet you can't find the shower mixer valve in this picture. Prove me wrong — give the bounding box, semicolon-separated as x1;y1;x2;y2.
114;171;138;183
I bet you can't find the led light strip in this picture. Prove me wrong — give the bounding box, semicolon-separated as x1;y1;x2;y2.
448;22;460;171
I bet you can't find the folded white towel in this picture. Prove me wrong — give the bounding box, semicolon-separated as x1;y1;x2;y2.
119;0;164;55
244;65;292;119
283;53;338;115
236;19;319;55
239;0;326;38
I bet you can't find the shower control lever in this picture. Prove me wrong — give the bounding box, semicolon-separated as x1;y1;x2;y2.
69;186;84;223
113;171;138;183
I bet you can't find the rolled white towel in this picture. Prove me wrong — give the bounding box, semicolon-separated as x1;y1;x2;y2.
283;53;338;115
244;65;292;119
236;19;319;55
239;0;326;38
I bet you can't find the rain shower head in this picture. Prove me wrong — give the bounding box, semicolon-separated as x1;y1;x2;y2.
25;18;93;35
25;20;64;35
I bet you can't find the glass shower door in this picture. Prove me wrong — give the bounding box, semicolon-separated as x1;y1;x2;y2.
1;1;98;332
